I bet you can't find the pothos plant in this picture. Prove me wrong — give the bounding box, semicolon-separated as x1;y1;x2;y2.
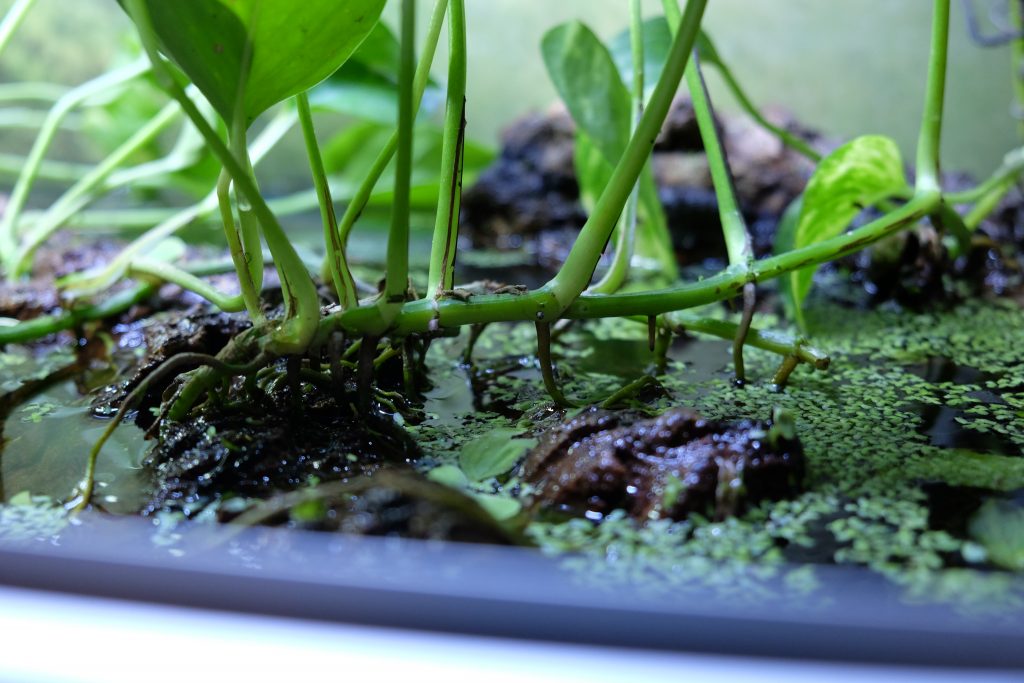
0;0;1020;509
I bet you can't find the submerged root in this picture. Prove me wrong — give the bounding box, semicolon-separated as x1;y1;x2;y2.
68;349;272;512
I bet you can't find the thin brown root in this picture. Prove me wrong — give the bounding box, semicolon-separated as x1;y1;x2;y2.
67;350;270;513
535;321;576;408
732;282;756;385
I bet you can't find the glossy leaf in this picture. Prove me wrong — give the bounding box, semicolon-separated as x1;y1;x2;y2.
610;19;721;101
776;135;908;329
609;16;670;102
542;21;631;163
122;0;386;125
458;428;537;482
557;23;675;276
308;21;440;124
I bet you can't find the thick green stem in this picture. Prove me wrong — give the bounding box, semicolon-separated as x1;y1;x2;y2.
426;0;467;298
328;192;939;337
661;313;830;369
297;91;357;309
0;58;149;271
684;55;750;266
545;0;708;311
0;0;35;59
125;0;318;354
915;0;950;194
336;0;449;249
385;0;416;303
229;132;265;297
11;99;181;277
216;168;263;320
683;49;756;381
0;283;153;345
590;0;644;295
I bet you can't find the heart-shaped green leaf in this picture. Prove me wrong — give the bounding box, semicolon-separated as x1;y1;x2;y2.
775;135;909;330
548;20;675;277
542;21;631;164
122;0;385;125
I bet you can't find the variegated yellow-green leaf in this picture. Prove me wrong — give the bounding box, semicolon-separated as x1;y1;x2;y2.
775;135;909;330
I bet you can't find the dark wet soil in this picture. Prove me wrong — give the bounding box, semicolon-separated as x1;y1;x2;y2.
145;384;420;516
460;99;818;266
89;309;253;430
459;103;1024;308
521;407;805;522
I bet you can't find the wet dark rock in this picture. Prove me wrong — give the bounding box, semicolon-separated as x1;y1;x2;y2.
238;469;524;545
521;408;804;522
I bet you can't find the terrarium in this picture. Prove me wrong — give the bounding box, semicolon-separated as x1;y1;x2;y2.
0;0;1022;666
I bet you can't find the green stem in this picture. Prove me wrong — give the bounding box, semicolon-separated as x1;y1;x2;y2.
336;0;449;249
1011;0;1024;140
0;154;90;182
684;54;750;267
216;167;263;320
712;61;821;162
426;0;467;298
58;109;295;301
545;0;708;311
660;313;830;369
0;108;74;130
229;134;265;301
0;0;35;59
0;57;149;272
590;0;644;295
0;283;154;345
964;178;1014;230
11;99;181;277
945;146;1024;204
329;192;939;337
297;91;356;309
682;48;756;381
385;0;416;303
0;258;238;345
126;0;318;354
128;259;245;312
0;82;66;103
915;0;950;194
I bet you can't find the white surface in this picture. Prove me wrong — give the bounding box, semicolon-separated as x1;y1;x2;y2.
0;585;1017;683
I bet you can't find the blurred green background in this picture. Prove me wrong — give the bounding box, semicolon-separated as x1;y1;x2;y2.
0;0;1017;177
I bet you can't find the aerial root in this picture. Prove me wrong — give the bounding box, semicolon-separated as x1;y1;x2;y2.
535;321;577;408
732;282;757;385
